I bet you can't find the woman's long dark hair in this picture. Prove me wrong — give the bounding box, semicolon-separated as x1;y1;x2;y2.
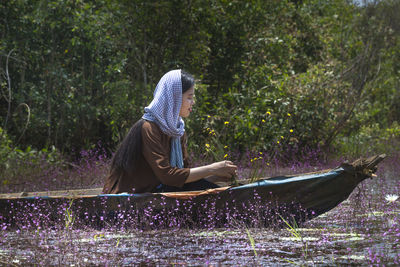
109;119;145;176
108;70;195;181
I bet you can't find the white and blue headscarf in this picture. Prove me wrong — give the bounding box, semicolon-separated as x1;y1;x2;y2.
142;69;185;168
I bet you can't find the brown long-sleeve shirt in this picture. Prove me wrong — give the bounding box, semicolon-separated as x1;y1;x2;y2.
102;120;190;194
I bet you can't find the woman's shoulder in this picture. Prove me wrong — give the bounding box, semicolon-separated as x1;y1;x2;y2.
142;120;187;140
142;120;164;136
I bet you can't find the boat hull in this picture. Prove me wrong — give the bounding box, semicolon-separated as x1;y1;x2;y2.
0;155;385;229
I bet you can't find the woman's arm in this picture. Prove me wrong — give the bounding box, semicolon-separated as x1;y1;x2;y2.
186;160;237;183
142;121;237;186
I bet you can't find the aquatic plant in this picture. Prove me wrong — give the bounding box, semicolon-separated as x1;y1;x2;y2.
279;214;314;265
245;228;257;257
385;194;399;203
64;200;75;230
0;151;399;265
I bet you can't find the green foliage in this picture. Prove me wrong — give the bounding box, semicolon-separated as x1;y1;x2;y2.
0;0;399;159
0;127;62;165
0;126;64;189
334;121;400;157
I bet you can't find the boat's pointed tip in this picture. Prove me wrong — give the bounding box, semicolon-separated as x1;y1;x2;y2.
368;154;386;166
340;154;386;177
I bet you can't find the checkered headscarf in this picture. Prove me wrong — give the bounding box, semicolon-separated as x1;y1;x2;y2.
142;70;185;168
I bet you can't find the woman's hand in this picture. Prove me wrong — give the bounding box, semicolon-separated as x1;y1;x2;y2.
186;160;237;183
209;160;237;179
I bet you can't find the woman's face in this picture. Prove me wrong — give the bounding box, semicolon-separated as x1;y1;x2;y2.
179;87;195;118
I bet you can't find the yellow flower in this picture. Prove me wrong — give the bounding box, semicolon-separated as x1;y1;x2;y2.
205;143;210;148
266;111;271;115
290;129;294;133
224;154;228;159
261;119;266;123
207;115;211;118
281;136;284;139
277;141;280;144
224;121;229;125
224;145;228;149
259;152;263;155
287;113;291;117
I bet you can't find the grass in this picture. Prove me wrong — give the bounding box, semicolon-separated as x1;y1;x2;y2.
279;214;314;265
245;227;258;257
64;199;75;230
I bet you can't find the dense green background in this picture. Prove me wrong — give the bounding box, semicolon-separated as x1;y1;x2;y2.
1;0;399;163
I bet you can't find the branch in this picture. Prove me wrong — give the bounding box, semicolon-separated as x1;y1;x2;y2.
323;43;378;149
0;53;26;65
3;49;14;130
14;103;31;146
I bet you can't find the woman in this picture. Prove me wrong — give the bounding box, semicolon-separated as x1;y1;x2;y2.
103;69;237;194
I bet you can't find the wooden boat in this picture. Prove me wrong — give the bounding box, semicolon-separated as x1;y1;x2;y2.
0;154;385;229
